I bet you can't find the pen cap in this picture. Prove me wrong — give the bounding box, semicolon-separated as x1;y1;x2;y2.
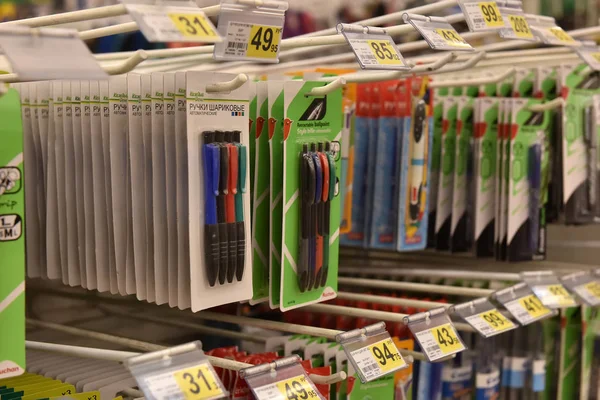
233;130;241;143
204;131;215;144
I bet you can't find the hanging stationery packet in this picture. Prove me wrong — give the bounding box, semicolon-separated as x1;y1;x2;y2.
474;96;499;257
397;81;432;251
441;362;474;400
279;80;342;311
249;82;257;210
340;83;371;247
127;74;147;300
507;98;550;262
250;81;270;305
0;87;25;379
450;96;475;252
428;87;447;248
369;80;402;249
268;80;285;309
364;83;381;246
562;65;600;224
498;98;513;261
580;306;600;398
186;71;252;312
175;72;191;310
514;67;535;98
435;96;458;250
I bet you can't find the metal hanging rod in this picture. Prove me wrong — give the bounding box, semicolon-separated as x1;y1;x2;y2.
336;291;451;311
26;319;346;384
338;277;494;298
339;266;520;282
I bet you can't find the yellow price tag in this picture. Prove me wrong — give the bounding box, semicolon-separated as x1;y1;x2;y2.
480;309;516;332
547;284;575;306
434;28;471;47
367;338;406;373
508;15;533;39
168;13;219;39
275;375;320;400
246;25;282;59
366;39;404;66
590;53;600;63
583;281;600;298
431;323;464;355
478;2;504;28
549;27;575;43
173;364;224;399
518;295;551;319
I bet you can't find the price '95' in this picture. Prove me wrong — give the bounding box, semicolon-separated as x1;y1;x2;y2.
367;40;404;65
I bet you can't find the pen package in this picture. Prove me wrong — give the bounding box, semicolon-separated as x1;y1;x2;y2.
562;65;600;225
280;80;342;311
268;79;285;309
427;87;448;249
0;87;26;379
369;79;403;249
473;97;499;258
250;81;270;305
186;71;252;312
435;96;458;251
507;98;550;262
341;83;372;248
450;96;475;253
497;98;512;261
397;82;433;251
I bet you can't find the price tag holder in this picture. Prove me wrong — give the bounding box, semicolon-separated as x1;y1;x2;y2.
402;13;473;51
494;283;556;326
527;15;579;47
336;322;408;383
458;0;505;32
561;271;600;306
338;23;410;71
406;308;466;362
241;356;325;400
522;271;578;308
575;42;600;72
122;0;222;43
0;26;107;81
213;0;287;62
453;298;517;338
124;341;228;400
497;4;536;41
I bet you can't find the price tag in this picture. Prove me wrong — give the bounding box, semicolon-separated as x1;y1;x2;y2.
414;323;466;362
220;22;282;60
434;29;471;48
254;375;321;400
533;284;578;308
458;0;505;31
403;15;473;51
173;364;224;399
348;338;407;381
549;27;575;43
504;294;553;325
123;2;222;43
573;280;600;306
575;46;600;72
507;15;533;38
465;309;517;337
339;24;410;71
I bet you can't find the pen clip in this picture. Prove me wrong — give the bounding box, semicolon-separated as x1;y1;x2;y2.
228;144;239;195
209;144;220;196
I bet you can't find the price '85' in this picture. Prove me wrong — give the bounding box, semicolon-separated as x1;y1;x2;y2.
478;2;504;27
168;13;217;38
276;375;319;400
173;364;223;399
367;40;403;65
247;25;282;59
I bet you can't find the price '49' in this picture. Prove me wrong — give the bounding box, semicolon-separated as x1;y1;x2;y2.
247;25;282;59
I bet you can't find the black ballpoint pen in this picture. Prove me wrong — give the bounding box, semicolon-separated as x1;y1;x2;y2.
233;131;246;282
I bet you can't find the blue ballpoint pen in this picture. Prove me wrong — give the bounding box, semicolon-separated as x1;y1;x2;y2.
203;133;220;287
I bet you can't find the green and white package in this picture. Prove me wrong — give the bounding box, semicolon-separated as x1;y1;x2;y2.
251;81;270;305
474;97;499;257
450;96;474;252
0;87;26;379
435;96;458;250
280;80;342;311
268;80;285;309
428;87;447;248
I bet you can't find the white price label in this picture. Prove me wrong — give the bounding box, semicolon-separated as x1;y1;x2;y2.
464;309;516;337
348;338;407;381
414;323;465;362
503;294;553;325
125;4;222;43
347;38;409;70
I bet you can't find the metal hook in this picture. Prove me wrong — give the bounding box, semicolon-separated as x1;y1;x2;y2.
305;77;346;96
205;73;248;93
